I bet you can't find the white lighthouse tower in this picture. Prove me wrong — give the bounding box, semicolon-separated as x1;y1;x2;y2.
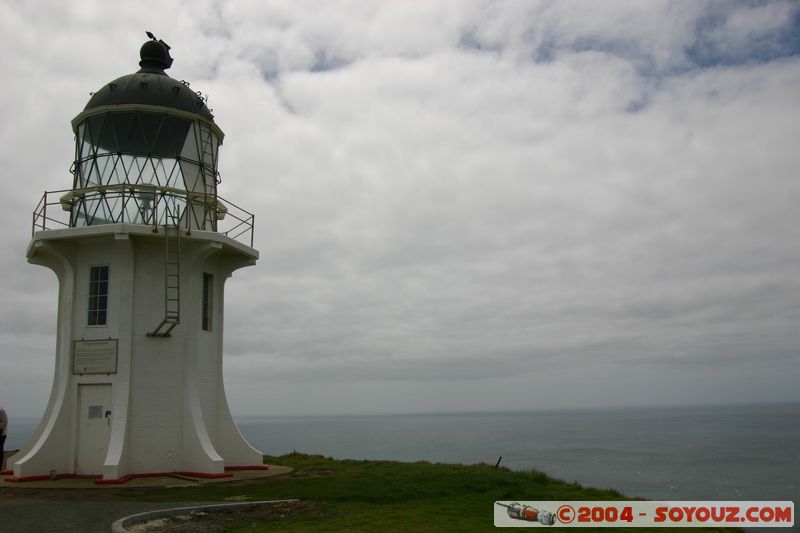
10;36;265;482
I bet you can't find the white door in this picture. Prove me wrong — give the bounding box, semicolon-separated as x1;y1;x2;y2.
76;384;112;475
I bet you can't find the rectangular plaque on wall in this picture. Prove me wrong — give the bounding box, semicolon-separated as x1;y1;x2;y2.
73;339;118;375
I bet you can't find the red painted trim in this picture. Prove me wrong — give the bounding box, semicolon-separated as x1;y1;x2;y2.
3;467;265;484
94;470;233;484
0;470;12;475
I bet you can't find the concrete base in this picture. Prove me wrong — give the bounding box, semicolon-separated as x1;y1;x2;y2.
1;464;290;489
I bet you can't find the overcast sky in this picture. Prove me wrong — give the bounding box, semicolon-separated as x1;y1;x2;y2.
0;0;798;418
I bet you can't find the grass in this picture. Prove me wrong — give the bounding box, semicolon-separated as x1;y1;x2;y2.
120;453;743;532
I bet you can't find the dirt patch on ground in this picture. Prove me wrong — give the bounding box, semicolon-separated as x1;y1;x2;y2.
283;468;334;479
132;501;325;532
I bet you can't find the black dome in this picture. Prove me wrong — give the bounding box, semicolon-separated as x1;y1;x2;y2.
84;72;213;120
83;37;213;121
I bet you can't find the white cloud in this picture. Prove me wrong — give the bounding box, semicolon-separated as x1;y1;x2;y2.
0;0;798;417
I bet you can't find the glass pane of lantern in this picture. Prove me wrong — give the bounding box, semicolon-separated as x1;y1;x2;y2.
84;115;106;150
164;116;191;156
107;154;126;185
124;115;147;155
180;160;203;193
78;124;94;162
85;159;101;188
165;159;183;189
96;155;115;186
180;122;200;164
137;113;163;153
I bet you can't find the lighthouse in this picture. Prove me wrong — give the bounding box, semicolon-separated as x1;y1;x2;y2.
10;35;265;482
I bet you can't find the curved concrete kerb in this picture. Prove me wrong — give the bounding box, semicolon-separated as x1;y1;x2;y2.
111;499;300;533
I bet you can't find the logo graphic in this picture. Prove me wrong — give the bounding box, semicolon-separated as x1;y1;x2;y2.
494;501;793;528
496;502;556;525
557;504;576;524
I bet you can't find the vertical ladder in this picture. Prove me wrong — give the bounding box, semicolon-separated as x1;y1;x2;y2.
198;125;217;228
148;220;181;337
198;124;217;190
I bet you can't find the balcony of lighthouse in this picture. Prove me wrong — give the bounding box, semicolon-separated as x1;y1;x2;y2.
31;111;254;247
32;183;254;247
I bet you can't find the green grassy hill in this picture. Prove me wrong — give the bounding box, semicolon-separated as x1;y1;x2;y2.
130;453;743;532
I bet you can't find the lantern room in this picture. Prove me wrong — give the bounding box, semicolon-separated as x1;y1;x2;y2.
65;37;225;232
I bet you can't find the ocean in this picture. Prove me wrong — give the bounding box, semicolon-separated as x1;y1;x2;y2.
235;402;799;505
6;402;798;504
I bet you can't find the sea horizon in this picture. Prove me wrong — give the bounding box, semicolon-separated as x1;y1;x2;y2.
231;398;800;420
7;398;800;427
6;401;798;509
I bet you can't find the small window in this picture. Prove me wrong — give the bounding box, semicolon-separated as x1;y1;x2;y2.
202;273;213;331
88;265;109;326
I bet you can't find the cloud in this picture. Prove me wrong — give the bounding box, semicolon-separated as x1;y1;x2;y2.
0;0;798;417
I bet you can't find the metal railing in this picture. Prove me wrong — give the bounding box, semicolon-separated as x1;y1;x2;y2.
32;185;255;247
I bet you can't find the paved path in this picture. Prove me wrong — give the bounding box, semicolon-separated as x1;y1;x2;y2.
0;500;214;533
0;466;292;532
